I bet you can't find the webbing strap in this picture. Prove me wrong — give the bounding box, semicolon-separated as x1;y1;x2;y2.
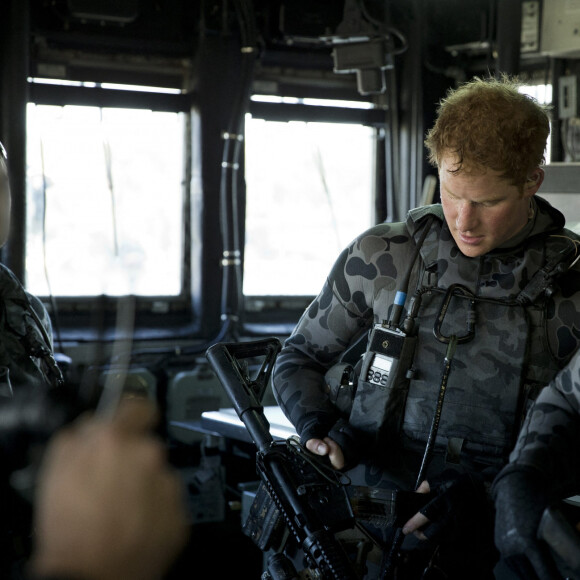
517;234;579;305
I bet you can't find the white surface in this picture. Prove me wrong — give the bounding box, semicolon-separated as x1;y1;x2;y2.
201;406;297;440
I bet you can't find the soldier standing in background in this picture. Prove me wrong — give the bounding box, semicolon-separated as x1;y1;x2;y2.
0;141;62;396
0;139;66;577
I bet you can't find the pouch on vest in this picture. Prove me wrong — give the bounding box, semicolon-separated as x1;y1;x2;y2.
326;362;357;417
348;324;418;448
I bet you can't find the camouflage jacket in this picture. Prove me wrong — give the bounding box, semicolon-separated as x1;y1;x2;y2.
273;196;580;485
499;347;580;497
0;263;58;395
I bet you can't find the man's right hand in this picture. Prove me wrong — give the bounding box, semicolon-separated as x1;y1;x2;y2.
306;437;345;470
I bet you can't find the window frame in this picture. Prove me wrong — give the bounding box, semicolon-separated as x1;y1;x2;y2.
26;80;197;341
25;84;386;339
242;97;385;332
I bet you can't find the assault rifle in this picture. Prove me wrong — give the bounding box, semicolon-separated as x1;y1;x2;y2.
206;338;360;580
206;338;433;579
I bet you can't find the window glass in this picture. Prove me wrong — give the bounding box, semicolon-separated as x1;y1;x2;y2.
518;83;580;233
519;83;553;163
26;104;185;296
540;193;580;233
244;117;375;296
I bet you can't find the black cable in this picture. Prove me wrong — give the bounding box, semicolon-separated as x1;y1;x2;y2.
218;0;259;341
121;0;261;367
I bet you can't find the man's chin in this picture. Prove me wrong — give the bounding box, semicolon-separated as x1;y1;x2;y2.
455;240;488;258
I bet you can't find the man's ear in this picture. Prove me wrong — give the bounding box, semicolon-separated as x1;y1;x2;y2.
524;167;544;196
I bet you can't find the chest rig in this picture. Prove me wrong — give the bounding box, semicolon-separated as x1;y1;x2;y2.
346;208;578;470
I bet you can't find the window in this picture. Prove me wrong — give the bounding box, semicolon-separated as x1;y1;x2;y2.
519;82;580;233
519;83;553;163
244;115;375;296
541;192;580;234
26;103;185;297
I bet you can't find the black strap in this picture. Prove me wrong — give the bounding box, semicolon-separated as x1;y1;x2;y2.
517;233;579;305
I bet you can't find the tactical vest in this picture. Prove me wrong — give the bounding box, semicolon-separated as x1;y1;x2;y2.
338;206;579;473
0;264;62;395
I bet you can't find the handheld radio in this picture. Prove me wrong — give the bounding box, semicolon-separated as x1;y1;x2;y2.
348;217;435;442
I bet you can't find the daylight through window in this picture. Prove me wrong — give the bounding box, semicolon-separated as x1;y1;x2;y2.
26;104;185;297
244;117;375;296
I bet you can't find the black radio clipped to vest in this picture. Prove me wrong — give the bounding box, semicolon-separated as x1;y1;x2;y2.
347;219;437;441
366;324;414;388
348;319;418;445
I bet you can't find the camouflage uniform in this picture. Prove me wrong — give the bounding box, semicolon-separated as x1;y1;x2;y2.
0;263;62;578
505;349;580;490
272;196;580;577
491;349;580;579
0;263;59;395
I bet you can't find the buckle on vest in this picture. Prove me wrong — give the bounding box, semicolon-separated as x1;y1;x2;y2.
433;284;476;344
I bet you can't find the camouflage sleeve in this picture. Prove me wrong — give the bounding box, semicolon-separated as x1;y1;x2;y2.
507;348;580;496
546;243;580;365
272;222;413;442
27;293;54;350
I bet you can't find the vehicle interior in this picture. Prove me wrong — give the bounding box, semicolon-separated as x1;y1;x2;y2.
1;0;579;577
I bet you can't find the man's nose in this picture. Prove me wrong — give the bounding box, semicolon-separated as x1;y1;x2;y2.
456;202;478;232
